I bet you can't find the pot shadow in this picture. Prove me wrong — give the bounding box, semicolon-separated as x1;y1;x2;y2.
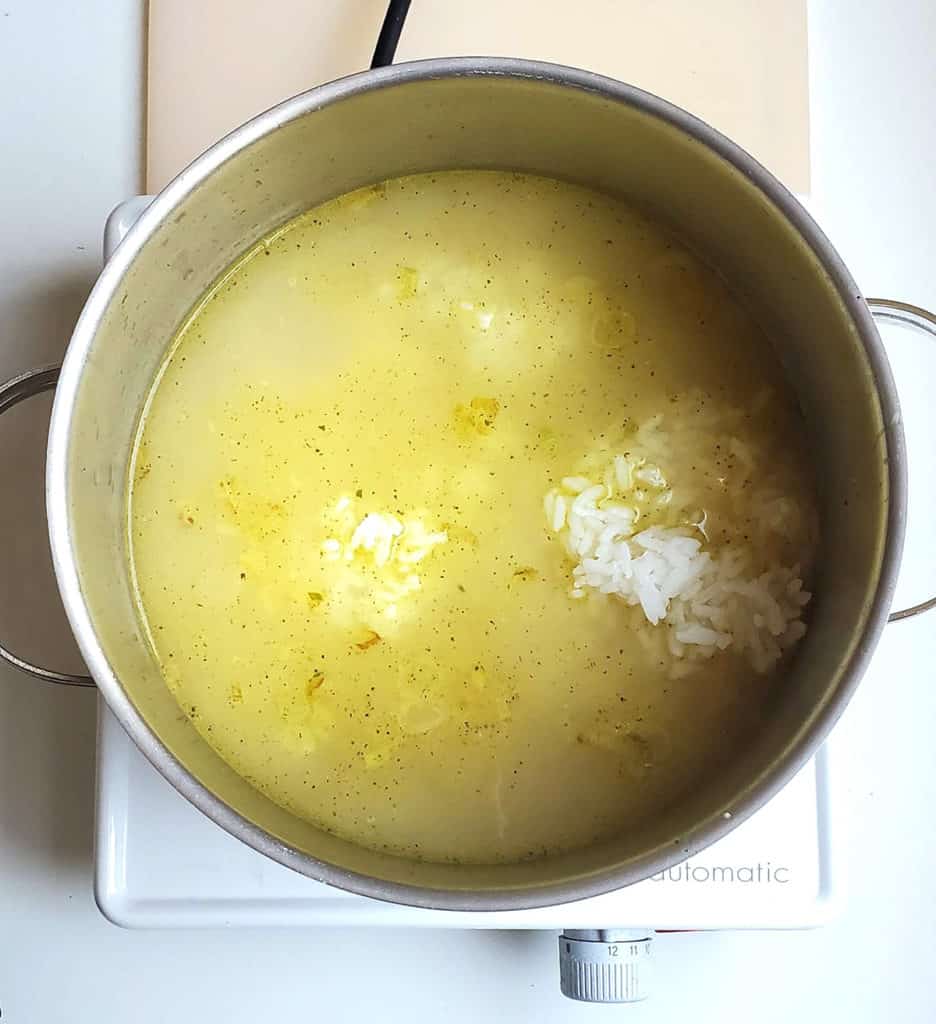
0;271;99;875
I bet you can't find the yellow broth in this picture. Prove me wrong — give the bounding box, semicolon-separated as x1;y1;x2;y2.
129;171;817;863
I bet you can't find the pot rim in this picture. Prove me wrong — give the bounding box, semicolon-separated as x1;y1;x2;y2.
46;56;906;911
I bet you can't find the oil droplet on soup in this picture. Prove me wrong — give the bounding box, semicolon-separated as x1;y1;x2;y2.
130;171;817;864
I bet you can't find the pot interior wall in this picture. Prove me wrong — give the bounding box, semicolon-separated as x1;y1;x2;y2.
62;65;892;901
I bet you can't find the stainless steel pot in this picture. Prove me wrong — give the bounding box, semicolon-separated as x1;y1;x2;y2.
3;59;935;910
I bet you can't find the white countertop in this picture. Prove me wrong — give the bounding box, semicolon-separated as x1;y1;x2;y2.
1;1;935;1020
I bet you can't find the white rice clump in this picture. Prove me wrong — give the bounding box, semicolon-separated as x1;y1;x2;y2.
319;499;448;624
544;452;811;675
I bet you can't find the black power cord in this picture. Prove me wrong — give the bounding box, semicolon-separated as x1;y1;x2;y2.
371;0;413;68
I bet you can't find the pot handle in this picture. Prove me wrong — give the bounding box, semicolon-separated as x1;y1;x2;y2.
867;298;936;622
0;365;94;686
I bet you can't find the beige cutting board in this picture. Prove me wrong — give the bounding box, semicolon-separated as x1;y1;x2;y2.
147;0;809;194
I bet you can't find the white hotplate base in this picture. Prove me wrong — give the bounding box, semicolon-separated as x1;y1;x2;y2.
95;701;837;930
94;197;837;932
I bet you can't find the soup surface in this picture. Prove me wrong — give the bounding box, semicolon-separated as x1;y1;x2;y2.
130;171;817;863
